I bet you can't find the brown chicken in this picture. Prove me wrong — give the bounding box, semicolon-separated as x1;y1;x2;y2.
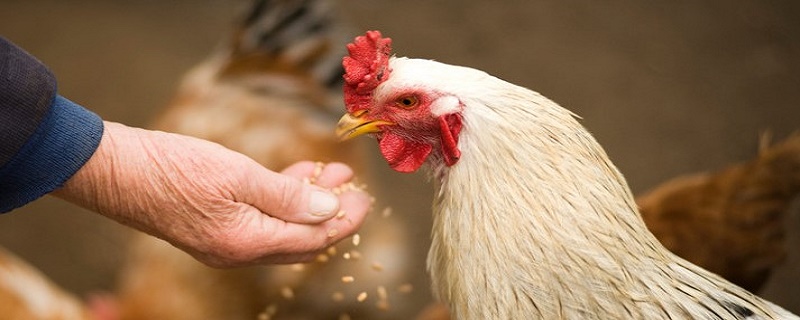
337;30;798;318
0;247;92;320
113;1;421;319
638;133;800;293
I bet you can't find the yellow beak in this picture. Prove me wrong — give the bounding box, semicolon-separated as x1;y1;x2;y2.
336;110;393;141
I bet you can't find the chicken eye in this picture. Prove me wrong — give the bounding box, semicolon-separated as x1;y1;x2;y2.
396;96;419;108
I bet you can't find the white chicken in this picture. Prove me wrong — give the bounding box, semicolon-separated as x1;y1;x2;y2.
337;31;799;319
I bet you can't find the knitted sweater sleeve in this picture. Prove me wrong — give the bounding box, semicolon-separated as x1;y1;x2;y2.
0;37;104;213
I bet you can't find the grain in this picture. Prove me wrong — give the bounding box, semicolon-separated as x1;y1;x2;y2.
309;162;325;184
289;263;305;272
343;252;351;260
352;234;361;246
280;286;294;300
381;207;393;218
376;299;391;311
257;304;278;320
377;286;388;300
341;276;355;283
331;291;345;302
316;254;329;263
371;262;384;271
327;246;337;256
357;291;368;302
335;210;346;219
327;229;339;238
398;283;413;293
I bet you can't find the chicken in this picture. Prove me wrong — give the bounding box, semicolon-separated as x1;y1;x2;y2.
638;134;800;293
114;1;419;319
337;31;799;319
0;246;91;320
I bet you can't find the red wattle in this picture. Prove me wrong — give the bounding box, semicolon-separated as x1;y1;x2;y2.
439;113;462;166
379;132;432;173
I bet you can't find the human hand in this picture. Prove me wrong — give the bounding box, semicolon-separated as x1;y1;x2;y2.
53;122;372;267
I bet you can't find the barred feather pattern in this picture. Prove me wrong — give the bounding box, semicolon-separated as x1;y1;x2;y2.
380;58;800;319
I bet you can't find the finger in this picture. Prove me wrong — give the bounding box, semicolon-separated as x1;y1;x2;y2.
280;161;317;178
281;162;355;189
252;188;373;263
312;162;355;188
196;183;374;267
243;163;342;225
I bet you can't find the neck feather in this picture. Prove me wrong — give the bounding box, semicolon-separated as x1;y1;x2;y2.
426;80;780;319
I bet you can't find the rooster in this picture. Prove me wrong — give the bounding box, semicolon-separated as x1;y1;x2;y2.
337;31;799;319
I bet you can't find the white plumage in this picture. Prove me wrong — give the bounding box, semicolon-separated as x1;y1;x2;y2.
340;44;800;319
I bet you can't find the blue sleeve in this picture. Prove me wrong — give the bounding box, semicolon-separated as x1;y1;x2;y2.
0;37;104;213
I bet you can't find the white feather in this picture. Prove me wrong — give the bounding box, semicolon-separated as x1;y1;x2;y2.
376;56;800;319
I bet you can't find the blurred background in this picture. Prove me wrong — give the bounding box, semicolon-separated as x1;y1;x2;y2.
1;0;799;317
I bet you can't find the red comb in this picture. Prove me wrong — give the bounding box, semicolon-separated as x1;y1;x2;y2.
343;30;392;113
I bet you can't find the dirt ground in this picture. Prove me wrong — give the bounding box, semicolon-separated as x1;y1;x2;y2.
1;0;799;315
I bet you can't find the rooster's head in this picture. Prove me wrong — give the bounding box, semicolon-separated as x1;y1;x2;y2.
336;31;464;173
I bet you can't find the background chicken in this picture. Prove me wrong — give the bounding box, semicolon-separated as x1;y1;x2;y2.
337;30;798;319
0;1;799;318
638;134;800;293
0;247;92;320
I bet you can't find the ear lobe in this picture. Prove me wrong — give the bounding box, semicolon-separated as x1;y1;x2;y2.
430;96;461;116
439;113;462;166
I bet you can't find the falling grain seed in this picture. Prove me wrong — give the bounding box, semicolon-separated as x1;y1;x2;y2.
352;234;361;246
280;286;294;300
327;246;337;256
289;263;305;272
331;291;345;302
327;229;339;238
341;276;355;283
371;262;384;271
343;252;351;260
258;303;278;319
316;254;329;263
357;292;368;302
398;283;413;293
377;286;388;300
381;207;393;218
376;299;391;311
349;250;362;260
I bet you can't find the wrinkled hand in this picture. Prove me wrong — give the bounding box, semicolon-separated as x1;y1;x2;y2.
53;122;371;267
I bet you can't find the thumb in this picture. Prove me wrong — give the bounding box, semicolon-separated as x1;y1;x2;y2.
243;165;340;224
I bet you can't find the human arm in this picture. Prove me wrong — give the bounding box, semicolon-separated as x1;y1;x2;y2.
1;36;371;267
52;121;371;267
